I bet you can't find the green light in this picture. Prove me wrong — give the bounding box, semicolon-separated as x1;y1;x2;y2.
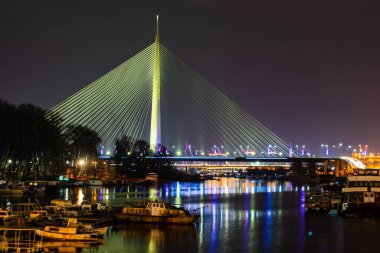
150;15;161;152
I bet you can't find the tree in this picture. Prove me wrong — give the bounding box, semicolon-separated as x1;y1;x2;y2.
64;124;101;166
0;101;69;180
114;135;134;162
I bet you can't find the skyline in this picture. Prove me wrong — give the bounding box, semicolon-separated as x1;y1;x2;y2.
1;0;380;152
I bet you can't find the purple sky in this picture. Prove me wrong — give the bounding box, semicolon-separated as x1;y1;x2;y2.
1;0;380;153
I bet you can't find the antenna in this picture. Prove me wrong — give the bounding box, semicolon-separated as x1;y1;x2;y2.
156;15;159;37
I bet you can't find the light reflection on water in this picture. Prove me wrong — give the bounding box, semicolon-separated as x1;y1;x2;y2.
78;179;298;253
2;178;380;252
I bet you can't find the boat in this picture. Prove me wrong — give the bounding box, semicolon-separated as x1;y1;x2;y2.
35;218;101;241
341;169;380;216
0;209;18;226
145;172;158;182
114;200;200;224
58;218;109;237
0;183;25;194
28;210;49;220
80;200;107;214
26;181;46;193
304;193;334;212
87;179;103;186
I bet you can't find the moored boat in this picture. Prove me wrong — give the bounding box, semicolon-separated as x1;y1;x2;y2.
114;200;199;224
35;218;105;241
341;169;380;216
0;183;25;194
87;179;103;186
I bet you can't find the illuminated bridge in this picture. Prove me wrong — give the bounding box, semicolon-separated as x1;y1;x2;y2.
47;17;367;174
47;16;291;158
144;156;367;176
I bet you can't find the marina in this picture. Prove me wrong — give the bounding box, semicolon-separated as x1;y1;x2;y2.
0;177;380;252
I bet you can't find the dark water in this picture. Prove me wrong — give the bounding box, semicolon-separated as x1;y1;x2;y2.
1;178;380;253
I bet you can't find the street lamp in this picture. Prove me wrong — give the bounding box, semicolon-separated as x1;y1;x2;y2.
347;145;352;156
78;159;85;178
321;144;324;157
338;143;343;156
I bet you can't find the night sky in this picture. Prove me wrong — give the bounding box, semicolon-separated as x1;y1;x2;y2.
1;0;380;153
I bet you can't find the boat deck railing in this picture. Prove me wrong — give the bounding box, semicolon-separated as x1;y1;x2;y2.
0;227;42;252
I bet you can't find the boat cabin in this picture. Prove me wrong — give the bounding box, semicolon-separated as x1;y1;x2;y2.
0;210;16;220
29;210;48;220
122;200;189;217
51;199;74;207
81;200;106;211
145;173;158;182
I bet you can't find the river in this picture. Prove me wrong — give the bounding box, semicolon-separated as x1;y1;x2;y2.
1;178;379;253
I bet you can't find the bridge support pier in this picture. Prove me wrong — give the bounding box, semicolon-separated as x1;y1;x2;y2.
307;162;317;176
323;160;328;175
292;161;303;176
347;163;352;174
340;161;346;176
335;160;341;177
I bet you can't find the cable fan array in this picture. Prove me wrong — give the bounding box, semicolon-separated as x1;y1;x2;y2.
49;42;292;156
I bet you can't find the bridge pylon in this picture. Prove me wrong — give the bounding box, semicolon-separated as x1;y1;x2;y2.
149;15;161;153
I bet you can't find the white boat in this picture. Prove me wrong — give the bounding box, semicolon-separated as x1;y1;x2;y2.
60;218;108;236
35;218;101;241
341;169;380;216
114;200;199;224
87;179;103;186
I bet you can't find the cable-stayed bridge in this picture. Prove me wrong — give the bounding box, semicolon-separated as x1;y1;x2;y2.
47;17;367;174
48;17;365;175
49;16;291;158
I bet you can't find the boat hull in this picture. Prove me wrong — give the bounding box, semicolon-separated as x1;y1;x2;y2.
0;189;23;194
35;229;99;241
114;213;199;224
342;202;380;217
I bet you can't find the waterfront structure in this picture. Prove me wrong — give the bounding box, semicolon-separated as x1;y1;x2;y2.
341;169;380;216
